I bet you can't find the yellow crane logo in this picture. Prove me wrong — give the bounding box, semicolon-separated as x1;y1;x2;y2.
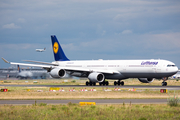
53;42;59;54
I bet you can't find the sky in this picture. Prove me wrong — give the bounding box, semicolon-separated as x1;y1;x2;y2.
0;0;180;68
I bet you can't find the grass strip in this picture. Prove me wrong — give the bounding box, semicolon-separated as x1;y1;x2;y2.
0;104;180;120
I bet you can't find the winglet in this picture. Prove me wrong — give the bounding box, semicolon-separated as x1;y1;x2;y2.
2;57;10;63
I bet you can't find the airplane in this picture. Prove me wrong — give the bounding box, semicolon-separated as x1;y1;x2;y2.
0;67;49;79
170;71;180;79
36;48;46;52
2;35;178;86
16;65;49;79
16;65;33;79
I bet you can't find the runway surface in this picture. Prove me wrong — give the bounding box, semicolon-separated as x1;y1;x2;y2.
0;84;180;90
0;99;167;105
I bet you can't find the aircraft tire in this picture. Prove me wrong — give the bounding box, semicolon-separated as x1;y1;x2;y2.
114;81;117;86
99;82;102;86
162;82;167;86
93;82;96;86
105;81;109;86
121;81;124;86
86;81;89;86
166;82;167;86
118;81;121;86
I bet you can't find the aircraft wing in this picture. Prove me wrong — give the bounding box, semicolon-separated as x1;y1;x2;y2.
10;62;51;68
23;60;58;66
2;57;52;70
62;67;119;74
2;57;119;74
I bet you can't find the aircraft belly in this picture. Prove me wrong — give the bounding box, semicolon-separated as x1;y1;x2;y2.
121;72;176;78
105;73;127;79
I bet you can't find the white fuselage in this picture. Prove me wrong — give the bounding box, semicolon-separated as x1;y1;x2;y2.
53;59;178;80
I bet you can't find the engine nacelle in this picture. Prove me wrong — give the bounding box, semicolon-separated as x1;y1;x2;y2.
138;78;154;83
50;68;66;78
88;72;104;83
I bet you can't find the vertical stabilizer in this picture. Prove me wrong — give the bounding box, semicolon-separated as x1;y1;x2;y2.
51;35;70;61
17;65;21;73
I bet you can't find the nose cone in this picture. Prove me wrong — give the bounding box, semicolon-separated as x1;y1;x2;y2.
174;66;179;73
166;60;179;75
170;66;179;76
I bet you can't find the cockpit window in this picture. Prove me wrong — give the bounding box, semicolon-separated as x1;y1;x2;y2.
167;65;176;67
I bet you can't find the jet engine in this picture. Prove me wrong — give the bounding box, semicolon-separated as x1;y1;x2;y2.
88;72;104;83
138;78;154;83
50;68;66;78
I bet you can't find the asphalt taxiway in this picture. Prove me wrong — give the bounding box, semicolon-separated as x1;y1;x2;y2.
0;99;167;105
0;85;180;90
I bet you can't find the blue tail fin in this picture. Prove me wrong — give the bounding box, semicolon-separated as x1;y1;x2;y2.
51;35;70;61
17;65;21;73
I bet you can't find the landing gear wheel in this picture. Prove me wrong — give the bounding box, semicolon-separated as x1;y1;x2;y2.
93;82;96;86
103;82;106;86
162;82;167;86
99;82;102;86
121;81;124;86
86;81;89;86
105;81;109;86
114;81;117;86
118;81;121;86
90;82;92;86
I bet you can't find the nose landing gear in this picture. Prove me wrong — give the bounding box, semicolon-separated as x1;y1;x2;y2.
162;81;167;86
162;77;168;86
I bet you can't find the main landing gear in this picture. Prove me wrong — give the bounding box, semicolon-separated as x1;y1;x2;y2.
162;77;168;86
85;81;109;86
114;80;124;86
86;81;96;86
99;81;109;86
